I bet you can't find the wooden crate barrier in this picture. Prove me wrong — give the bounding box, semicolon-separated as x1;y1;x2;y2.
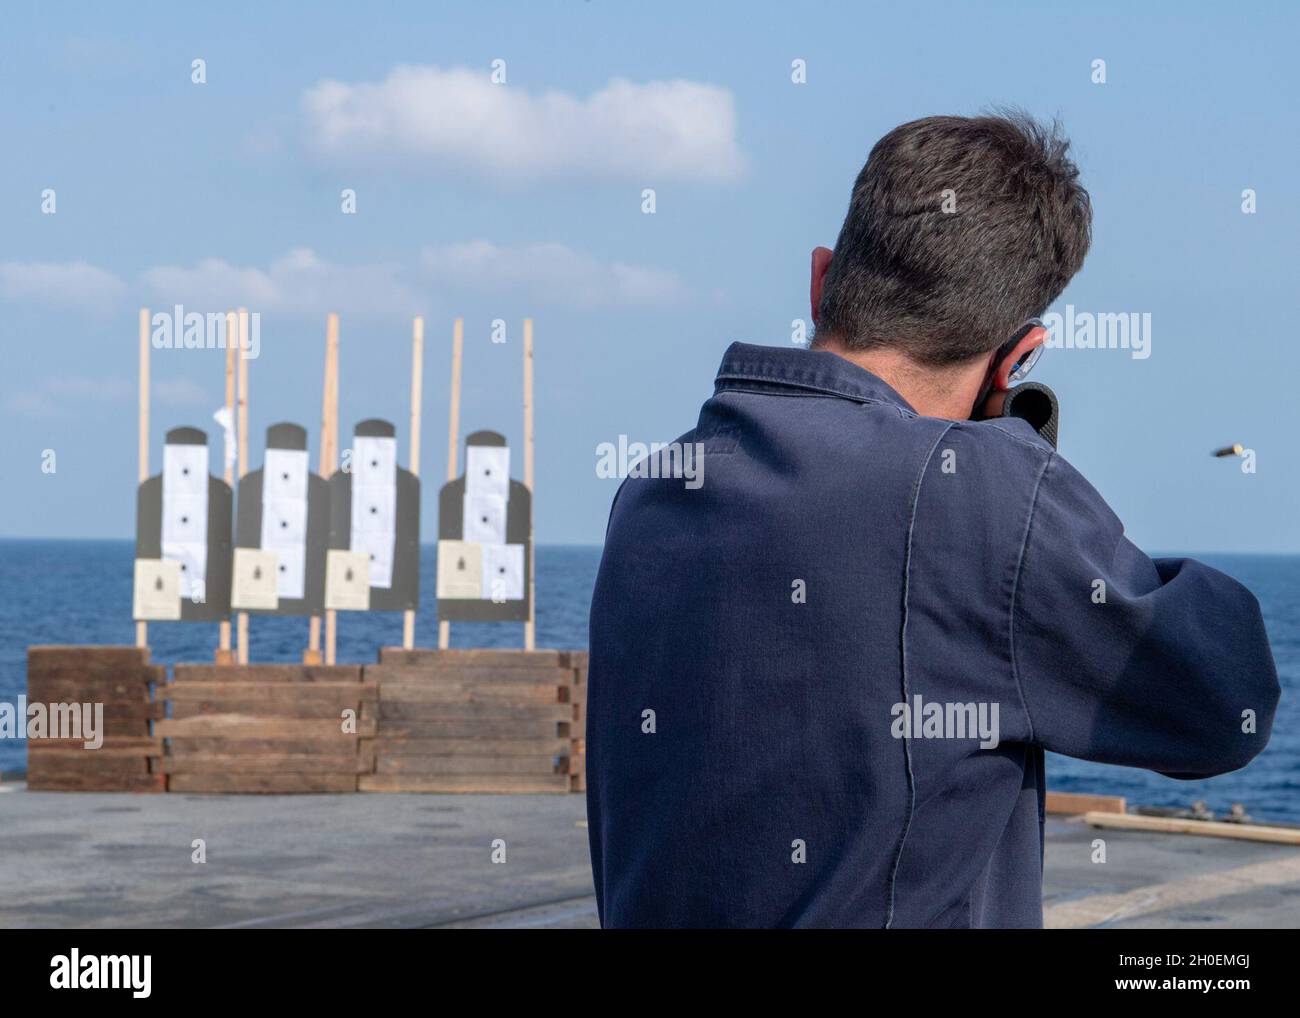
154;664;374;793
25;646;165;792
359;648;587;793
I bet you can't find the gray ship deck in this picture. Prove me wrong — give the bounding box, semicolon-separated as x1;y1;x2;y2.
0;785;1295;928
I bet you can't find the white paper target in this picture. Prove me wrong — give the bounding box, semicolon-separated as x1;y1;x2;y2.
263;448;309;500
231;547;279;610
349;435;397;589
352;436;397;488
466;445;510;499
463;493;506;544
436;540;483;599
481;543;524;602
163;444;208;495
162;442;210;596
259;447;309;600
133;558;182;620
325;549;372;610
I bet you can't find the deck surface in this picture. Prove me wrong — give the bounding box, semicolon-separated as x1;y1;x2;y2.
0;785;1295;928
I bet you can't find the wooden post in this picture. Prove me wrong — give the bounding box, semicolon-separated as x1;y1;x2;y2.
403;316;424;650
306;313;339;664
438;318;464;650
322;313;340;665
217;314;236;664
236;310;250;665
523;318;536;651
136;308;150;649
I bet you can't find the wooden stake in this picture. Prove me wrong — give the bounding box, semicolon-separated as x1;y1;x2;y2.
403;316;424;650
322;313;340;665
523;318;535;651
217;314;236;662
438;318;464;650
136;308;150;650
306;314;339;664
321;313;340;475
236;310;250;665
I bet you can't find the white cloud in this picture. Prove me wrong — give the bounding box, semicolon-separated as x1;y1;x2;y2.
1;243;687;325
420;240;688;308
141;248;422;319
0;260;125;309
302;65;744;182
153;378;211;406
6;374;210;418
5;375;132;417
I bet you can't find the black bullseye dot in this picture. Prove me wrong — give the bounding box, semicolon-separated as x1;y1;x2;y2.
282;472;289;481
481;515;488;523
371;459;378;468
279;564;286;573
370;506;377;514
280;520;288;528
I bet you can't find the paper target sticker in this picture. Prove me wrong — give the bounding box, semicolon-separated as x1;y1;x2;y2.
325;549;372;611
465;445;509;499
436;540;483;599
462;492;507;544
231;548;279;610
482;543;525;602
133;558;182;620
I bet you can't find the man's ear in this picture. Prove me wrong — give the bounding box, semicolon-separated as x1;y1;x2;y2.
992;325;1047;390
810;247;833;325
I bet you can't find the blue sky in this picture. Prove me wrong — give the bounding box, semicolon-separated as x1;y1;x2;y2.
2;0;1297;550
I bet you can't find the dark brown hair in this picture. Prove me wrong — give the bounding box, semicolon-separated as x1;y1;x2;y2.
815;111;1092;365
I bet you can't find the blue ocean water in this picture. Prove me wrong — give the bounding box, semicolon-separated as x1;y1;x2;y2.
1;540;1294;824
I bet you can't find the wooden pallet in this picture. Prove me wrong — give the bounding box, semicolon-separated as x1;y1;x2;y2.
360;648;588;793
155;664;371;793
25;646;165;792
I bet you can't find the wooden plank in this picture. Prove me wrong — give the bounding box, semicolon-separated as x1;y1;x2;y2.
160;754;368;775
1082;811;1300;845
1045;791;1126;815
27;753;149;779
166;738;360;756
160;681;377;703
369;737;567;757
370;719;563;740
365;664;571;685
378;701;573;722
359;773;570;793
377;648;565;668
156;715;375;739
374;755;562;776
170;701;367;720
27;772;164;793
26;680;157;704
171;664;364;683
28;662;160;685
20;701;164;724
28;646;150;670
375;680;560;705
167;773;358;793
28;737;162;755
102;716;158;737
